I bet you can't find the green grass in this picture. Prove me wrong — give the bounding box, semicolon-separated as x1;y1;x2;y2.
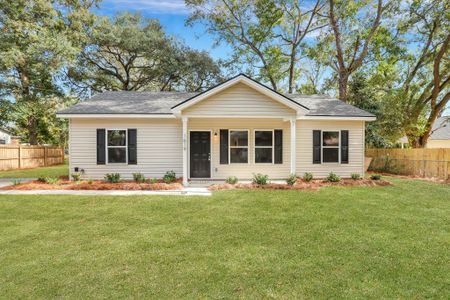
0;178;449;298
0;161;68;178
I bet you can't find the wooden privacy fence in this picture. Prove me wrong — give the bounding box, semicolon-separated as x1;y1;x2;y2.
366;148;450;180
0;145;64;171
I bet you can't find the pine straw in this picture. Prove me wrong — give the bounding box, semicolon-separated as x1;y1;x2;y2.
208;179;391;191
2;180;183;191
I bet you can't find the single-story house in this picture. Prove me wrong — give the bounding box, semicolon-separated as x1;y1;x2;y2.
426;116;450;148
0;128;12;144
57;74;375;185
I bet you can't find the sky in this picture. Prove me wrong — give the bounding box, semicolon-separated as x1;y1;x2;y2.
93;0;231;61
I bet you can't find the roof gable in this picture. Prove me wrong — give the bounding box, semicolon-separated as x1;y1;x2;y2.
171;74;309;115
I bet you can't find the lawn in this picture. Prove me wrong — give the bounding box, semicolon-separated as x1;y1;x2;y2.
0;161;68;178
0;178;449;298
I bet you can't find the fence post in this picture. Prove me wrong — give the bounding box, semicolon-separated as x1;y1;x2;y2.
18;145;22;169
44;146;48;166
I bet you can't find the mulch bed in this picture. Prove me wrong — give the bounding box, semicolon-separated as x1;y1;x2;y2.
367;171;449;184
2;178;183;191
209;178;391;191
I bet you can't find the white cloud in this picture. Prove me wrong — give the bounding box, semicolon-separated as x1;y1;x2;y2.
103;0;190;14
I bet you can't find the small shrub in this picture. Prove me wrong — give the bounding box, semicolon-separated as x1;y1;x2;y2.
351;173;361;180
286;174;297;186
37;176;46;183
326;172;340;182
44;177;59;184
132;172;145;183
71;172;81;181
302;172;313;182
163;170;177;183
370;174;381;180
87;178;94;184
105;173;121;183
252;173;269;185
225;176;238;184
148;178;158;184
12;179;21;186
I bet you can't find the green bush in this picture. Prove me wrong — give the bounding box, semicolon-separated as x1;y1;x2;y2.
350;173;361;180
326;172;341;182
12;179;21;186
286;174;297;186
37;176;46;183
71;172;81;181
225;176;238;184
105;173;121;183
87;178;94;184
302;172;313;182
370;174;381;180
163;170;177;183
252;173;269;185
132;172;145;183
44;177;59;184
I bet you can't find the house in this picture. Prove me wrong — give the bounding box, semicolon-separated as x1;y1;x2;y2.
57;74;375;185
426;117;450;148
0;128;12;144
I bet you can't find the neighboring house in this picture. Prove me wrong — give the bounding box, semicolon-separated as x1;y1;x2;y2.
57;74;375;185
427;116;450;148
0;128;12;144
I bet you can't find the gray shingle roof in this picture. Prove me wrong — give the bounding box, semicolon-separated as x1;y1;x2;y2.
58;90;374;118
430;116;450;140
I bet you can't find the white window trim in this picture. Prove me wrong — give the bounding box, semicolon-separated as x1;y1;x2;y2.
254;129;274;164
106;129;128;164
228;129;249;164
321;130;340;164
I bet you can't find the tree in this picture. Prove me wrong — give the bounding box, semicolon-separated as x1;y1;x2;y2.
68;13;222;95
0;0;96;144
186;0;326;92
325;0;390;102
396;0;450;147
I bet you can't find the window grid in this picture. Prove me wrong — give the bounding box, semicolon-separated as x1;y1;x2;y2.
228;129;249;164
254;130;274;164
322;130;340;164
106;129;127;164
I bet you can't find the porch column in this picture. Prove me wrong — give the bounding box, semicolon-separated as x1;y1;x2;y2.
290;118;297;175
182;117;188;186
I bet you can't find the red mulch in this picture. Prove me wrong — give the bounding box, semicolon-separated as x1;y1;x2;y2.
2;179;183;191
208;178;391;191
366;171;449;184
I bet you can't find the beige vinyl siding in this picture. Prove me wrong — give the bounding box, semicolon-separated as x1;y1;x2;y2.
296;120;365;178
426;140;450;148
189;118;291;179
183;82;296;117
69;118;182;179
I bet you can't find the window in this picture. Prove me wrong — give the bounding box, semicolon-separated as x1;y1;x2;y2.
255;130;273;163
229;130;248;163
322;131;339;163
107;130;127;163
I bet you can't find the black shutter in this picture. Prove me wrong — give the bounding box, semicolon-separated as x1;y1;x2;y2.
274;129;283;164
128;129;137;164
220;129;229;164
313;130;321;164
96;129;106;165
341;130;349;164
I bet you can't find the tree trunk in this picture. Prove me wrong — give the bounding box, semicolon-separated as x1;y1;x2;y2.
288;48;296;93
338;72;349;102
28;115;38;145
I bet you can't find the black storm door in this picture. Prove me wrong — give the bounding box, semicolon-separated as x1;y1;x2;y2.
190;131;211;178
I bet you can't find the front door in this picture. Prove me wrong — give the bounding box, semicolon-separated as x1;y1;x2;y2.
190;131;211;178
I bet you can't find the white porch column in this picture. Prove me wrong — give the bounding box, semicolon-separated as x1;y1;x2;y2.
290;118;297;175
182;117;189;186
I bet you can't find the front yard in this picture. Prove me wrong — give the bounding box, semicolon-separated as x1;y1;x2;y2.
0;177;449;298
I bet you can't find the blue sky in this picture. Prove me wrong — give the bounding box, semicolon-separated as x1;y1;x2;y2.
93;0;231;60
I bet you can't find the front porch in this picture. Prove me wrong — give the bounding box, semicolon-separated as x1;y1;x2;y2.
181;117;297;186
